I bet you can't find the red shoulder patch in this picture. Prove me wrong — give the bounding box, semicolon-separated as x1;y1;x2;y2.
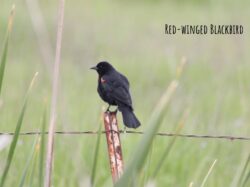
101;77;106;83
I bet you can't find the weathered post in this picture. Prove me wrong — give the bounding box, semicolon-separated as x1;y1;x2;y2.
103;111;124;183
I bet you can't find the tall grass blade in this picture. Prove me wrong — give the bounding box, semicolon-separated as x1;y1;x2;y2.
115;80;178;187
238;153;250;186
242;169;250;187
39;108;47;187
44;0;65;186
18;136;39;187
141;140;155;186
0;99;27;187
176;56;187;79
188;182;194;187
28;142;39;187
0;5;15;95
152;109;189;178
90;123;102;186
241;153;250;187
0;72;38;187
200;159;217;187
0;37;9;95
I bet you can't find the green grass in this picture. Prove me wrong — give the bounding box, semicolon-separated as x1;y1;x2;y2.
0;0;250;186
91;122;102;186
18;135;38;187
116;80;178;187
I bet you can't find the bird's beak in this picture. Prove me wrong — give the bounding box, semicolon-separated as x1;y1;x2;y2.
90;66;98;70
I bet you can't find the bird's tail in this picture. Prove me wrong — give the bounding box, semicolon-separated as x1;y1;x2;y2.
120;107;140;128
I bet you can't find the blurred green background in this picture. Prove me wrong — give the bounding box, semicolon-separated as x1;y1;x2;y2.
0;0;250;186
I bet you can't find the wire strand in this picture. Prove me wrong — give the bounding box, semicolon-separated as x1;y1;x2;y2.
0;131;249;141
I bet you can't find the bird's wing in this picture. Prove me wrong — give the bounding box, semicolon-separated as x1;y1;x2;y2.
119;73;130;87
102;74;132;108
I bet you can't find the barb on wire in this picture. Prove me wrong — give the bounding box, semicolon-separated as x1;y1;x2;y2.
0;131;249;141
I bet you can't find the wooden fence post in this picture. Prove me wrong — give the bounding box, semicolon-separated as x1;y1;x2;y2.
103;111;124;183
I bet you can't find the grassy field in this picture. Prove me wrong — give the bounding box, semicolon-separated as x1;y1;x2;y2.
0;0;250;186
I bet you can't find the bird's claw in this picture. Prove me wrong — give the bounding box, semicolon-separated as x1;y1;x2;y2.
105;105;111;113
105;106;118;114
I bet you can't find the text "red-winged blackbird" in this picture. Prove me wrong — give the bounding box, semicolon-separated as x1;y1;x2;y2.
91;61;140;128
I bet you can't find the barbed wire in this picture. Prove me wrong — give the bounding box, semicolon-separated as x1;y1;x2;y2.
0;131;249;141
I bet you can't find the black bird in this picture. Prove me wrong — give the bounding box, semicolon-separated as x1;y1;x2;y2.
91;61;140;128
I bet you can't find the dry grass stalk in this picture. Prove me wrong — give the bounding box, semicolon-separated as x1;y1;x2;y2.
44;0;65;186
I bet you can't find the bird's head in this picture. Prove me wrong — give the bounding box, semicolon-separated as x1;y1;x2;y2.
90;61;114;76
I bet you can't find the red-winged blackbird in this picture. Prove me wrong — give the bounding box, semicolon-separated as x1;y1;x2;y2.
91;61;140;128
